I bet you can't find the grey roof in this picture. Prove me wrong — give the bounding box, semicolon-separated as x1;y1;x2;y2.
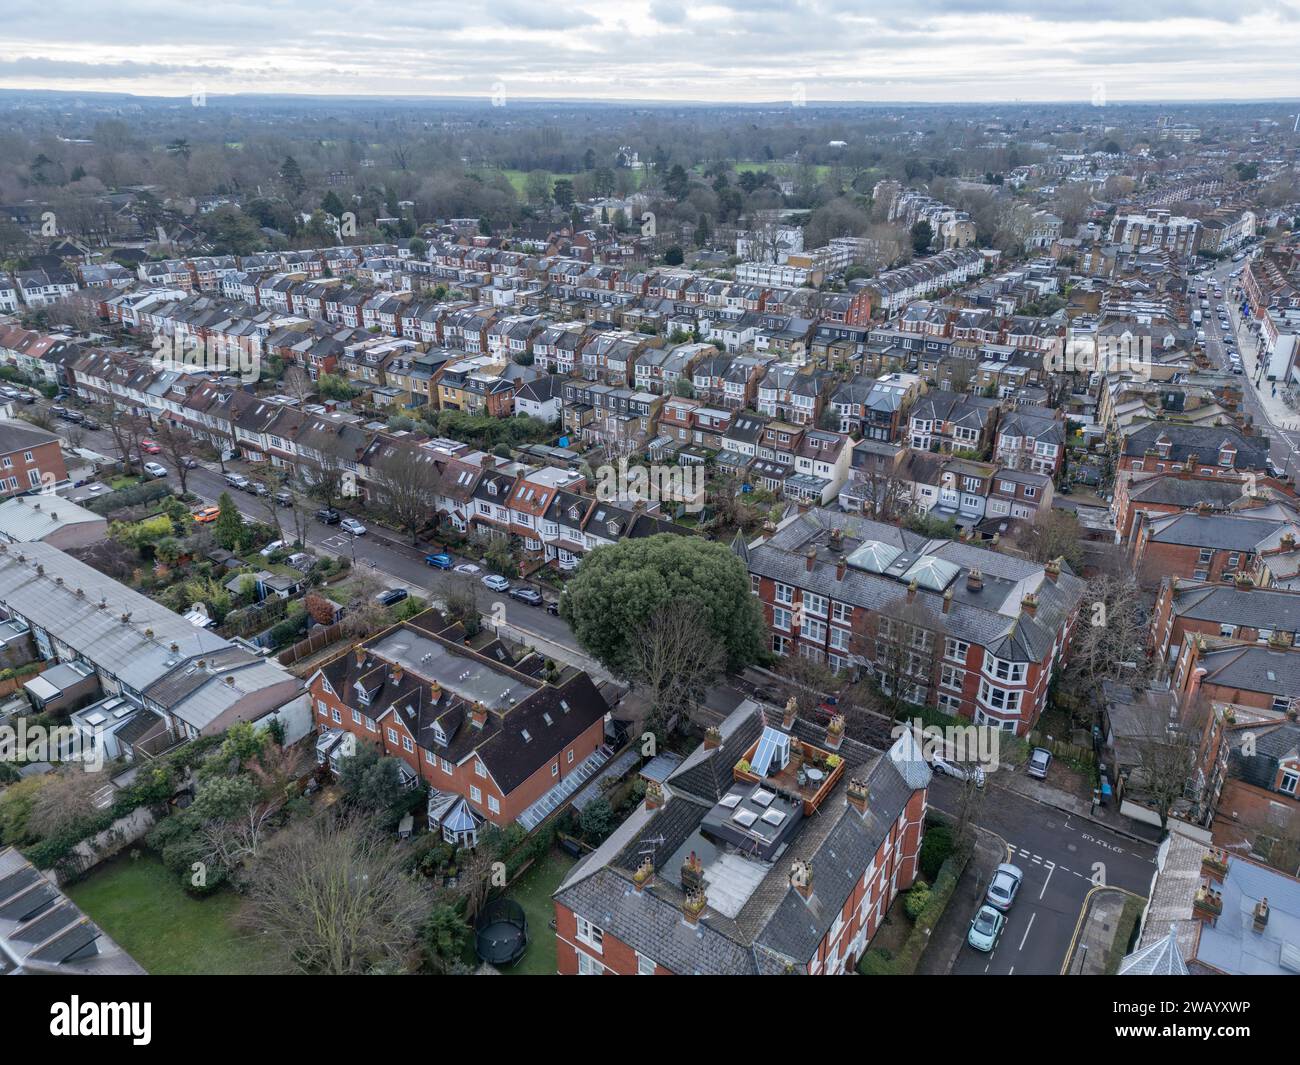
1147;512;1295;552
1127;474;1245;509
1229;719;1300;791
1196;857;1300;976
1170;581;1300;632
1120;926;1189;975
0;496;104;542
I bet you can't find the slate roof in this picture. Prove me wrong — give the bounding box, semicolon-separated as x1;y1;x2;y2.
1123;421;1269;470
1169;581;1300;632
1229;719;1300;791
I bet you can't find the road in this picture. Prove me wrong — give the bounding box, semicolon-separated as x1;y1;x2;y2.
1198;256;1300;477
929;776;1157;975
50;414;586;652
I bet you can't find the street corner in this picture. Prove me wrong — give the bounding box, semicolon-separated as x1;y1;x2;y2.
1062;887;1145;976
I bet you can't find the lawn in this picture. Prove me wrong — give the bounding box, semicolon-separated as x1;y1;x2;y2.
497;847;576;975
66;854;284;975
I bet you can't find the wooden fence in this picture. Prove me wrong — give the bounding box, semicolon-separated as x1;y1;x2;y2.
278;621;346;667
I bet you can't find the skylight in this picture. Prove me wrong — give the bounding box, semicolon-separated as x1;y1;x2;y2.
847;539;902;574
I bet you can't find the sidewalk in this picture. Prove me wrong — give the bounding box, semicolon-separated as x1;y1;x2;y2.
916;831;1006;974
1230;299;1300;434
1062;888;1141;975
991;765;1162;845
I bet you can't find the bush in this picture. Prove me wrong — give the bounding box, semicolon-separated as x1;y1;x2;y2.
85;480;174;516
904;880;932;920
919;824;955;882
857;851;969;976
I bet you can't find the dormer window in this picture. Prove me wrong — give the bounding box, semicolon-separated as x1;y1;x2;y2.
432;721;447;747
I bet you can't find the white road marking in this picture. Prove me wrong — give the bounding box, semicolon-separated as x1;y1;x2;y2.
1039;861;1055;899
1018;912;1037;952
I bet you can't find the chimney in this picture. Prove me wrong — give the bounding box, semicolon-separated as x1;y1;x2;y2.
989;532;1000;552
1253;897;1270;932
836;555;847;580
354;646;366;668
1281;532;1297;552
390;664;404;687
1234;573;1254;591
782;695;798;730
681;851;705;892
703;725;722;751
682;887;707;926
1193;885;1223;926
829;527;843;550
469;702;488;730
790;859;814;901
645;779;664;811
805;547;817;572
825;713;845;751
906;578;918;604
1021;592;1038;618
1045;557;1061;582
942;588;953;614
967;568;983;593
429;681;442;702
846;777;869;815
632;856;653;894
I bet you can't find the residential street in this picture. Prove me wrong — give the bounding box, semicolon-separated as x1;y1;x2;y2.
929;775;1157;975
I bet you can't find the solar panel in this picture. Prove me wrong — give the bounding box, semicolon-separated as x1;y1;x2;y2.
750;727;790;777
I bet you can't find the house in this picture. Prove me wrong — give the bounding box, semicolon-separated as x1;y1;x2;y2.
907;390;999;456
0;421;67;497
1132;505;1300;586
994;406;1065;477
552;702;931;975
1150;578;1300;666
740;508;1085;734
307;609;609;831
1119;422;1270;478
0;494;106;550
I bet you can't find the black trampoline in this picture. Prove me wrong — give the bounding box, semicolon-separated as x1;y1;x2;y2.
475;897;528;966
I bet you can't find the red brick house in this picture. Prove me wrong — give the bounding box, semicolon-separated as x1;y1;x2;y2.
307;610;608;833
1132;505;1300;586
553;704;931;975
1150;578;1300;667
0;421;67;496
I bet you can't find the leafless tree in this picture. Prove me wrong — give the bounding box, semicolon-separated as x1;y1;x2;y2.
25;767;111;839
246;811;430;975
627;605;727;737
870;593;947;722
155;423;197;494
1065;570;1151;701
1131;697;1207;832
301;438;349;512
369;446;440;543
99;407;147;474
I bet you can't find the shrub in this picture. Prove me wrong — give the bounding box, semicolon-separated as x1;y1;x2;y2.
904;880;932;920
919;824;955;882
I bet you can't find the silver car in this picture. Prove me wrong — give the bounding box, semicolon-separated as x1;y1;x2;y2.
1026;747;1052;779
986;863;1023;912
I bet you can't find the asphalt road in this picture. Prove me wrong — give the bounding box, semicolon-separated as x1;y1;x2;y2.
52;414;585;650
930;776;1157;975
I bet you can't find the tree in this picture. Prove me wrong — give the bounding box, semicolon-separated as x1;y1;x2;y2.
1131;698;1208;831
421;904;472;974
213;491;247;552
155;423;197;494
100;407;147;474
1065;567;1150;702
663;245;684;266
25;767;110;840
870;594;946;721
626;605;727;738
280;156;307;198
247;812;429;974
1016;509;1084;572
910;220;934;254
551;178;575;208
369;445;440;543
442;585;481;637
664;164;690;200
301;438;350;512
338;740;407;813
561;534;764;678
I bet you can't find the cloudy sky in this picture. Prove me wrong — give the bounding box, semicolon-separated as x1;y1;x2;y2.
4;0;1300;103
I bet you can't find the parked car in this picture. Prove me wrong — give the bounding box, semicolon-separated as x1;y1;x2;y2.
224;473;250;491
545;601;561;616
509;587;544;606
932;755;985;788
192;505;220;524
967;904;1006;952
1026;747;1053;779
142;462;168;479
180;456;200;470
375;588;409;607
315;507;341;525
481;574;511;592
140;439;161;454
274;490;294;507
50;405;67;418
242;480;264;495
985;864;1024;912
453;562;481;575
425;552;453;569
81;417;101;430
340;517;367;536
62;409;83;423
259;539;286;557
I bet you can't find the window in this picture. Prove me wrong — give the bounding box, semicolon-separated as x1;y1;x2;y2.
773;607;792;632
317;699;329;717
386;728;398;744
988;657;1026;684
576;915;604;953
944;638;969;662
829;627;849;651
1281;771;1299;796
22;451;32;463
331;708;341;724
567;749;575;764
488;795;500;814
475;760;487;778
802;619;827;643
803;593;828;618
941;664;964;691
26;470;40;488
636;953;656;976
1198;548;1213;564
551;762;559;778
576;951;604;975
470;785;482;804
832;601;852;624
772;634;790;656
351;709;361;724
402;736;414;753
440;757;454;774
979;679;1021;713
775;582;794;605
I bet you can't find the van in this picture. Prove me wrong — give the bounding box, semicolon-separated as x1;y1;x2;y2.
1196;329;1206;343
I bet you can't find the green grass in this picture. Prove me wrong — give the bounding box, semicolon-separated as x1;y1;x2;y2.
498;847;576;975
66;854;284;975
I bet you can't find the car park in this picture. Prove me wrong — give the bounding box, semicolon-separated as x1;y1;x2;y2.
425;552;453;569
142;462;168;479
481;574;511;592
985;864;1024;912
508;587;543;606
1026;747;1053;779
340;517;366;535
315;508;341;525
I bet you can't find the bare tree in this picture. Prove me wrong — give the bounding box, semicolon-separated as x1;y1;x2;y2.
26;767;111;839
1065;570;1151;700
301;439;349;512
1130;697;1207;832
246;811;429;975
370;446;440;543
98;406;147;474
627;605;727;737
155;423;197;494
870;593;946;722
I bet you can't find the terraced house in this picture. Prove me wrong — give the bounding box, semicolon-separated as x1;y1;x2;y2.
553;702;930;975
739;510;1085;734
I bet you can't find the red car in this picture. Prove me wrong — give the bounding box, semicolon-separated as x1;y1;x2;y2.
140;439;162;455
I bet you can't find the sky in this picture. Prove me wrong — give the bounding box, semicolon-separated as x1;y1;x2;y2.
4;0;1300;104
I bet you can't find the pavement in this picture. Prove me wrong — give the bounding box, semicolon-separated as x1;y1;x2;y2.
916;830;1006;974
1061;888;1135;975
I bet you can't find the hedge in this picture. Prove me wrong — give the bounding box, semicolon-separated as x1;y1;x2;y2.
857;847;970;975
85;480;174;516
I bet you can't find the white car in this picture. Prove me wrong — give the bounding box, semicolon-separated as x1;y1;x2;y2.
260;539;286;557
932;755;986;788
481;574;511;592
454;562;481;575
339;518;367;536
142;462;168;479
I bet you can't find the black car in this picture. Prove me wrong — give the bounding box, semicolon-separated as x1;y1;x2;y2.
509;587;544;606
81;417;102;431
316;507;341;525
375;588;409;606
180;456;200;469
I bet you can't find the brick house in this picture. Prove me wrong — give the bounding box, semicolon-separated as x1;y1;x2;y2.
1132;506;1300;586
553;703;931;975
740;509;1085;735
307;609;609;833
0;421;67;496
1150;578;1300;667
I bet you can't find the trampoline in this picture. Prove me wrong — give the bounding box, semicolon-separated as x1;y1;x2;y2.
475;897;528;966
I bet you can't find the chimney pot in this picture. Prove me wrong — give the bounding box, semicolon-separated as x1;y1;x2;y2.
703;726;722;750
967;568;983;593
805;547;817;572
836;554;847;580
